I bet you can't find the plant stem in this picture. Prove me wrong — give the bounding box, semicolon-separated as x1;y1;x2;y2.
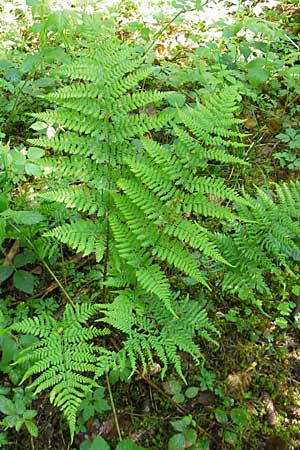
143;8;194;56
106;373;122;441
143;0;209;56
10;223;74;305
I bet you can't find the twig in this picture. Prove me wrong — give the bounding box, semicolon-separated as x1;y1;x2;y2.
106;374;122;441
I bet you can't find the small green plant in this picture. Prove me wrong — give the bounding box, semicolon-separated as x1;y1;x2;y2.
168;415;209;450
11;303;111;442
0;387;38;437
163;379;199;404
76;386;111;432
276;127;300;150
274;127;300;170
80;436;148;450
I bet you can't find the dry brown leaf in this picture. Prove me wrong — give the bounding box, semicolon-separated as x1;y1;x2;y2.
197;390;217;406
263;394;276;428
244;112;257;130
226;362;256;400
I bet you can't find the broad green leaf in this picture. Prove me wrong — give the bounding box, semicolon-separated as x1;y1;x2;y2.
25;420;38;437
0;266;13;283
89;436;110;450
0;397;17;416
173;392;185;403
34;78;56;88
0;196;8;213
215;408;228;424
41;47;71;64
223;430;238;445
14;417;24;431
167;92;186;107
183;428;197;444
247;67;269;87
0;334;19;370
168;433;186;450
197;435;210;450
20;54;42;74
25;163;42;177
292;285;300;296
185;387;199;399
23;410;37;420
15;399;26;415
0;432;8;445
30;121;48;131
14;252;36;268
230;407;250;426
171;416;191;432
13;270;35;294
27;147;45;160
163;380;182;395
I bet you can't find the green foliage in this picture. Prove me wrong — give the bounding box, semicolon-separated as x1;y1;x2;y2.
12;303;112;442
80;436;148;450
76;386;111;432
212;180;300;296
168;415;201;450
98;290;219;381
2;1;300;448
0;387;38;438
28;39;247;312
10;290;218;439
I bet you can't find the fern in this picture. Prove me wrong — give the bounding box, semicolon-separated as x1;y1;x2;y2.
12;304;113;442
211;180;300;295
29;39;247;308
98;290;219;381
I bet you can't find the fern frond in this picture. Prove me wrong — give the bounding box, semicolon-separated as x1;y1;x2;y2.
12;304;115;442
45;219;106;261
39;186;103;215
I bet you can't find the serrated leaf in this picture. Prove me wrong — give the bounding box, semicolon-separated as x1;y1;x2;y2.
1;210;45;225
13;270;35;294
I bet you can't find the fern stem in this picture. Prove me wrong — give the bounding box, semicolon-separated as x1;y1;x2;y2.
41;259;74;306
106;374;122;441
10;224;74;306
143;0;209;56
144;8;192;55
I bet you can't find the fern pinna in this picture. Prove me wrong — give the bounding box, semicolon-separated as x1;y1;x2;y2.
29;39;247;309
211;180;300;296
